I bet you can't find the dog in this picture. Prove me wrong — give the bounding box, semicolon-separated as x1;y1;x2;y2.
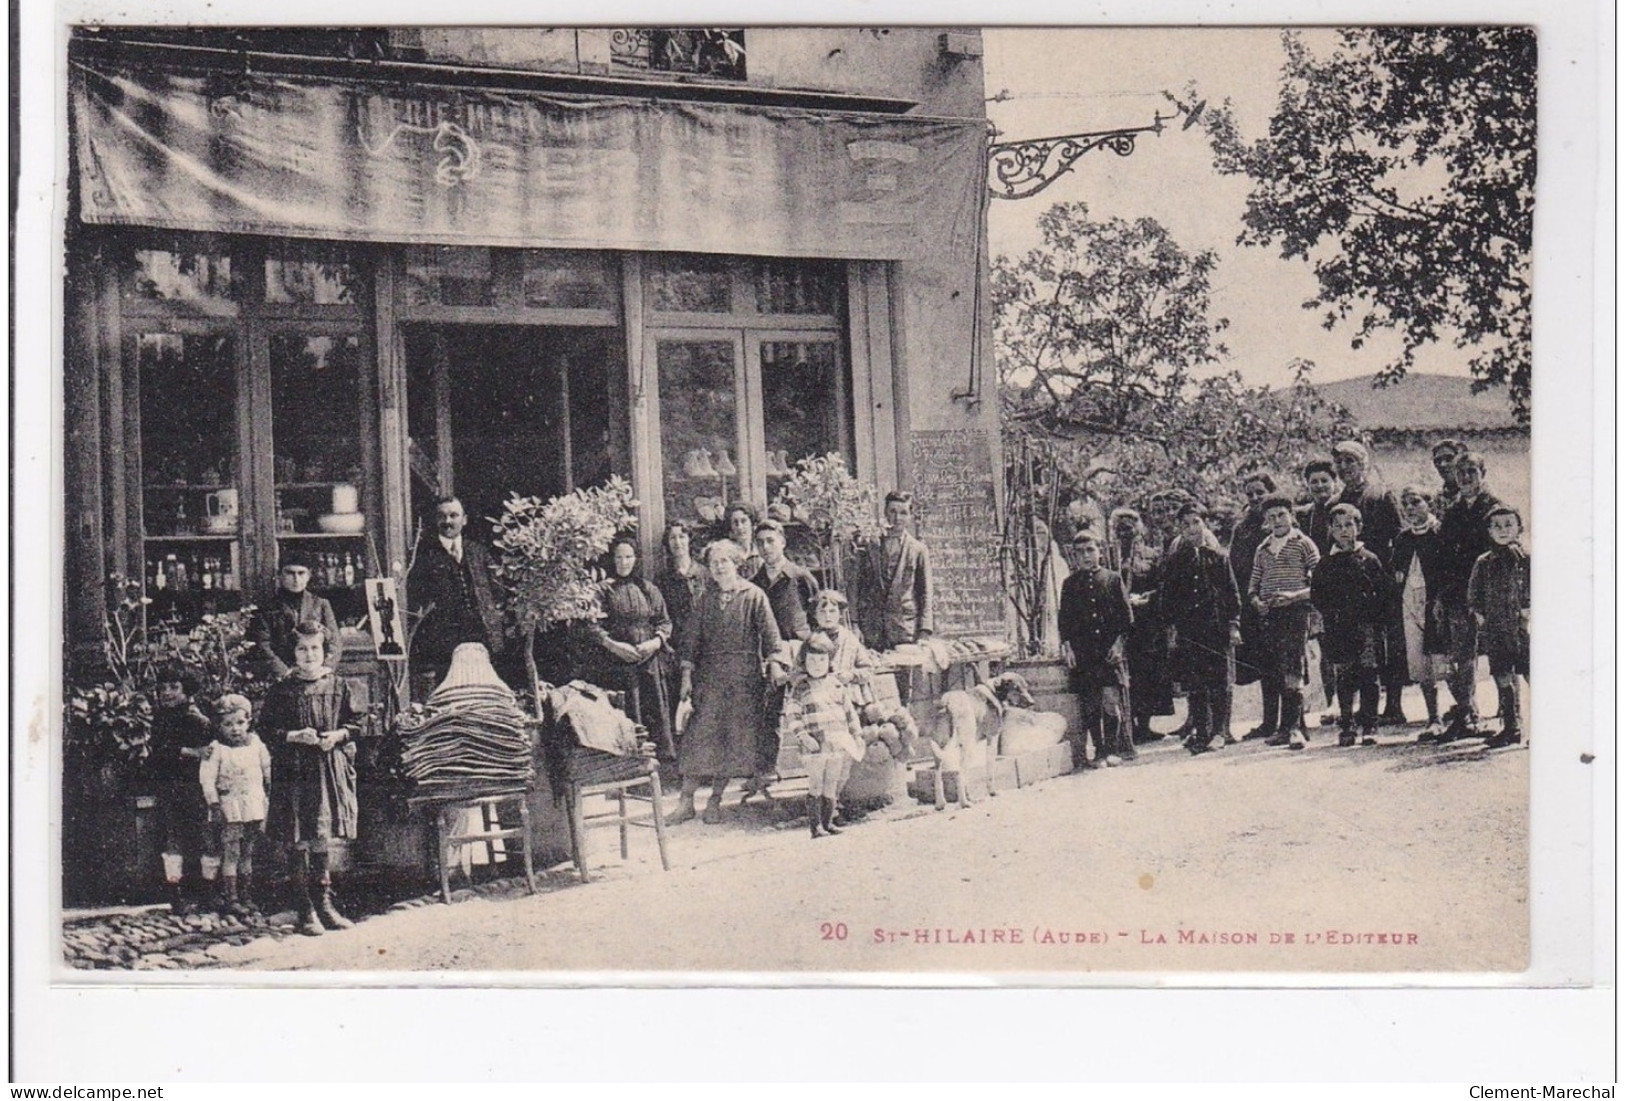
927;672;1036;810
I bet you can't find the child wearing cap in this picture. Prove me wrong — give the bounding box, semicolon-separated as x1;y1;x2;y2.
198;694;271;917
1159;504;1242;754
1058;530;1135;767
1468;505;1530;748
1249;494;1321;750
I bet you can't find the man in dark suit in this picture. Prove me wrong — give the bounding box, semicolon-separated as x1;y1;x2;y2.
855;491;934;705
250;550;342;679
406;496;505;686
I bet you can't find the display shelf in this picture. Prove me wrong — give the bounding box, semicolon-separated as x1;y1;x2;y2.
276;532;369;540
144;533;240;542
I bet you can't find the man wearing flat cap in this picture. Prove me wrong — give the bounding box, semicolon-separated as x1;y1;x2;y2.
250;549;343;679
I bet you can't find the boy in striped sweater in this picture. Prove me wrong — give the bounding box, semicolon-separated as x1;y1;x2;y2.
1249;495;1322;750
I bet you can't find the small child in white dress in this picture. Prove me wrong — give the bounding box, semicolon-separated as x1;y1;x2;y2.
198;693;271;917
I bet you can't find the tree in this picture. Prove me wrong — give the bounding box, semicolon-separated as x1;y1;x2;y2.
490;477;638;709
994;203;1357;655
1193;27;1535;422
995;201;1229;439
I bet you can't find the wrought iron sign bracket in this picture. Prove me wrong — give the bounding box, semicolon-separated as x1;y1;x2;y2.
988;101;1203;201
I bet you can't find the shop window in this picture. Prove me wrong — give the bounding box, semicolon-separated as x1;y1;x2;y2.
135;331;243;620
402;245;496;308
265;243;360;305
124;248;237;308
648;254;733;313
519;250;616;310
753;260;843;315
269;333;370;619
656;338;742;527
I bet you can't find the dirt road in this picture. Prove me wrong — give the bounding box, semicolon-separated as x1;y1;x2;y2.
216;720;1528;975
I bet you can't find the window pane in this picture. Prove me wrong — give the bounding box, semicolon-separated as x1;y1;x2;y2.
402;245;495;308
137;332;238;524
136;331;244;613
269;332;364;519
761;340;846;492
648;255;732;313
266;243;359;305
753;259;842;315
520;250;616;309
125;249;237;307
658;340;740;528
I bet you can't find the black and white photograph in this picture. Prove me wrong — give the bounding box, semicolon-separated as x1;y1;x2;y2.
13;1;1611;1082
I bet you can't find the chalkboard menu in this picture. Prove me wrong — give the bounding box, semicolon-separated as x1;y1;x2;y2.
909;428;1008;638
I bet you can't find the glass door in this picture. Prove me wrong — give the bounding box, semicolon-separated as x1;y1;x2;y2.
651;332;748;533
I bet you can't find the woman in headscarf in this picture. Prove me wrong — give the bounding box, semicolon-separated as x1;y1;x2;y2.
587;534;677;762
669;539;786;825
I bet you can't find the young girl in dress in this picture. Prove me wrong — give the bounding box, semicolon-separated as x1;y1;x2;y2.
1393;486;1452;741
260;620;362;936
780;633;865;838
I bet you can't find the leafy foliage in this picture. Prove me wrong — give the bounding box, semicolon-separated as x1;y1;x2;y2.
994;206;1360;653
490;476;639;638
65;572;264;770
995;202;1357;519
995;201;1229;438
771;453;883;588
1192;27;1535;421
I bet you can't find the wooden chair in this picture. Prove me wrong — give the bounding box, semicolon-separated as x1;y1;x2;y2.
563;749;672;883
407;782;538;904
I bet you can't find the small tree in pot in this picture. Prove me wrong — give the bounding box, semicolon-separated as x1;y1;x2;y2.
490;476;639;711
771;453;882;592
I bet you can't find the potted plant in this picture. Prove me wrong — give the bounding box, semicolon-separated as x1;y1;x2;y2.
770;453;882;591
489;476;639;711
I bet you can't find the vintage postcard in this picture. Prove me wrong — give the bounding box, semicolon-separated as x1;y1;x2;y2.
27;12;1597;1003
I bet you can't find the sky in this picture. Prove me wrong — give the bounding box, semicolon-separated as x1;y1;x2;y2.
981;27;1460;390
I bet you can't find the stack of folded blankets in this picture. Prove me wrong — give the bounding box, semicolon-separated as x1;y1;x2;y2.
396;643;534;788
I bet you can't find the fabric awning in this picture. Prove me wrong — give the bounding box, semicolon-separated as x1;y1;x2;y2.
71;60;987;263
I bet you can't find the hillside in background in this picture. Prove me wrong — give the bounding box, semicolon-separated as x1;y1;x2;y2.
1313;373;1523;433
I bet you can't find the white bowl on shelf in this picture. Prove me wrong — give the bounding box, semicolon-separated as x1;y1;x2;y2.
316;512;366;534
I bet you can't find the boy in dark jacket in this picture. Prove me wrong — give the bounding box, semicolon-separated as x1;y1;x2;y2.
146;665;214;913
1437;453;1504;738
1058;531;1134;768
1160;504;1242;754
1469;505;1530;748
1311;504;1391;746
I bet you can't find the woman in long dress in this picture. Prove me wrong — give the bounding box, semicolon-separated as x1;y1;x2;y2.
669;539;785;825
588;535;677;762
657;521;708;729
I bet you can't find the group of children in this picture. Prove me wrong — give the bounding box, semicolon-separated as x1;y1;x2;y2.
146;618;363;935
1057;443;1530;760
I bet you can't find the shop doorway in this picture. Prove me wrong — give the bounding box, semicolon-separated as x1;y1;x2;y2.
403;325;626;540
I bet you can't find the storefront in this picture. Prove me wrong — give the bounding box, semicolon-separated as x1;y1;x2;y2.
65;30;1002;659
62;27;1007;896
